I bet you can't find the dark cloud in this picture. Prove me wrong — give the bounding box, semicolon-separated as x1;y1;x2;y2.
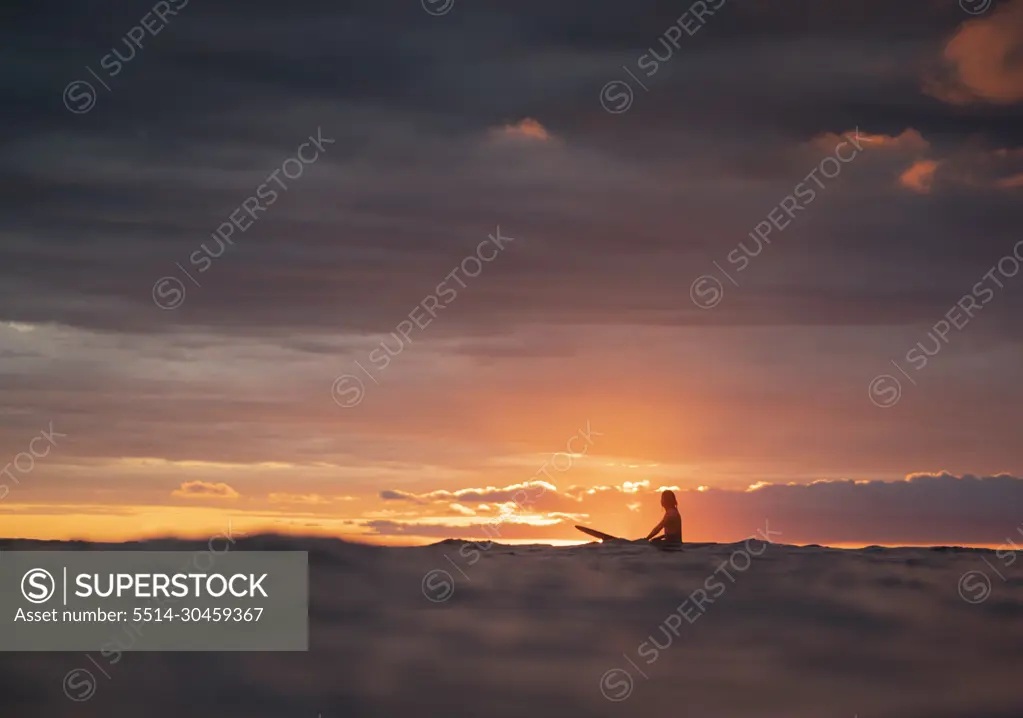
925;0;1023;105
170;480;239;499
380;489;422;503
2;0;1022;338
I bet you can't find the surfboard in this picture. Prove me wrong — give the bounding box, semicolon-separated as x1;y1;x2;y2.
575;525;622;542
576;525;685;550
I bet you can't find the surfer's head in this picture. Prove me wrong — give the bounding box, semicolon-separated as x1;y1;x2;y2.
660;489;677;509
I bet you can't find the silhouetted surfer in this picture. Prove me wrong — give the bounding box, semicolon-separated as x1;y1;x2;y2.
646;490;682;546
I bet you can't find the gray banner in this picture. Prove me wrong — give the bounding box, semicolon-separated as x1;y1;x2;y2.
0;551;307;651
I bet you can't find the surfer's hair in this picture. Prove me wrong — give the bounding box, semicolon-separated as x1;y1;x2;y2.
660;489;677;508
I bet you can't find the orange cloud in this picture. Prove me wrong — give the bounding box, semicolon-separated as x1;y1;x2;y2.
494;118;551;141
918;145;1023;190
989;151;1023;188
814;129;1021;192
861;129;930;152
995;173;1023;188
172;481;239;500
899;160;940;194
926;0;1023;104
812;128;930;153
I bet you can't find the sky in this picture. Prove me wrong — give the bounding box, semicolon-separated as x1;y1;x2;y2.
1;0;1023;546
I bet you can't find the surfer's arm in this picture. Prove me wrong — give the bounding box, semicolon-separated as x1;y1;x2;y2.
645;519;665;541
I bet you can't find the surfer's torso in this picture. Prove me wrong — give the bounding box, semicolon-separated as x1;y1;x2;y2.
663;507;682;541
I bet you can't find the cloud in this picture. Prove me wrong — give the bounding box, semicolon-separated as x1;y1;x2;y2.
811;128;948;194
995;173;1023;188
379;489;425;503
2;3;1021;346
171;481;240;500
812;128;930;154
926;0;1023;104
380;482;557;506
492;118;551;142
374;474;1023;545
902;144;1023;192
899;159;940;193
